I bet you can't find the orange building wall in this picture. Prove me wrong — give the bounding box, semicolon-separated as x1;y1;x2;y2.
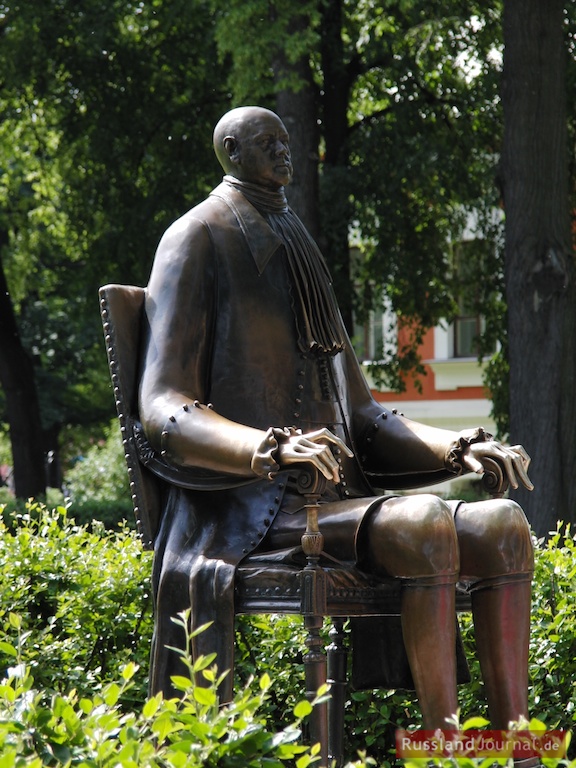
370;326;490;404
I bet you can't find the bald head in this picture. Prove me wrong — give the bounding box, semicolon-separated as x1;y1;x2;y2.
213;106;293;189
213;107;273;171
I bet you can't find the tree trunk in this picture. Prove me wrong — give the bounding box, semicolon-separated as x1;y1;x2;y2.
319;0;355;333
273;14;321;240
0;245;47;499
501;0;576;535
272;0;355;333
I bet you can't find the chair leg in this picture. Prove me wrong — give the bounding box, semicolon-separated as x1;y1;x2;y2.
304;613;329;766
327;618;348;768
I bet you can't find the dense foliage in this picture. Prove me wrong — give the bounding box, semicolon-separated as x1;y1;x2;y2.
0;504;575;765
0;505;152;705
0;614;332;767
0;1;515;489
1;0;575;535
63;420;133;528
0;0;231;495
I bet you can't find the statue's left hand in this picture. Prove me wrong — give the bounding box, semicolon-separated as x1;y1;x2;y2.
462;441;534;491
277;427;354;483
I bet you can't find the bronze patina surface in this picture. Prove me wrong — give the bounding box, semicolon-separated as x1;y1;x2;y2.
122;106;534;733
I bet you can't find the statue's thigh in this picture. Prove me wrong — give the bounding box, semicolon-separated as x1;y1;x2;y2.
262;496;383;561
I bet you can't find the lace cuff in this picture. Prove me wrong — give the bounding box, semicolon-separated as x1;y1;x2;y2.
251;426;300;480
445;427;494;476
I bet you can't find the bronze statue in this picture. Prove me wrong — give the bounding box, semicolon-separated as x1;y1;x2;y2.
137;106;534;738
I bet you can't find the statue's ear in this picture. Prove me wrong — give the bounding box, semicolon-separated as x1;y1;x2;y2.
224;136;240;164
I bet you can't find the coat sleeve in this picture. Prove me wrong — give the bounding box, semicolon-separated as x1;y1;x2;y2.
344;345;463;488
138;213;272;479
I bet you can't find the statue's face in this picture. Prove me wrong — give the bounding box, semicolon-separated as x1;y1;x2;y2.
233;111;293;189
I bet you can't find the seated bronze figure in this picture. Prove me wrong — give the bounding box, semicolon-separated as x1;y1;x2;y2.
130;106;534;751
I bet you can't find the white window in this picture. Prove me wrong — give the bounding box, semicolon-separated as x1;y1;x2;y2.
450;238;493;359
353;300;397;363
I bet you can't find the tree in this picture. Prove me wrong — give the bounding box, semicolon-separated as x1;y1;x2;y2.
212;0;576;534
0;234;46;498
0;0;229;496
5;0;574;534
501;0;576;535
215;0;505;347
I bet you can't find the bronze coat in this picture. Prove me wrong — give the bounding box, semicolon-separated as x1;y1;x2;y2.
139;183;455;696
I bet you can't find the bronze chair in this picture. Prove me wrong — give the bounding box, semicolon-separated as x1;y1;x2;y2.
99;283;508;768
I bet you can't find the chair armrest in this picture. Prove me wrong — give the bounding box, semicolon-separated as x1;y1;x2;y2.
481;457;510;498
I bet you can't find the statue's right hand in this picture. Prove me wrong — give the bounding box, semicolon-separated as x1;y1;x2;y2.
277;428;354;483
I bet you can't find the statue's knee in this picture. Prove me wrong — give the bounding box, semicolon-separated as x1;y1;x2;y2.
367;494;459;579
496;499;534;572
414;495;460;574
459;499;533;579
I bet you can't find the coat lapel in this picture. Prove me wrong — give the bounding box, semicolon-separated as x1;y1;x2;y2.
210;182;283;275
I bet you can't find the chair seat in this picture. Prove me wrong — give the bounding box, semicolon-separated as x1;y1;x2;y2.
235;562;472;616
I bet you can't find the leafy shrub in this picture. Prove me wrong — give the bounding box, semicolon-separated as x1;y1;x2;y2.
0;420;134;530
1;504;575;766
527;528;576;729
0;489;28;517
64;420;132;529
0;613;360;768
63;419;136;529
67;496;136;531
0;504;153;705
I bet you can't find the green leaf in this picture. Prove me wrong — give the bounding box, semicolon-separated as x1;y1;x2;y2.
121;662;138;681
462;716;491;729
102;683;121;706
528;717;547;732
79;698;93;714
0;641;17;657
143;696;161;719
0;684;16;703
193;653;217;672
193;686;217;706
171;675;194;692
8;613;22;630
293;700;313;719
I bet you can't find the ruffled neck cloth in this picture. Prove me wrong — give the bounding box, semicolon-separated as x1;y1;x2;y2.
224;176;345;357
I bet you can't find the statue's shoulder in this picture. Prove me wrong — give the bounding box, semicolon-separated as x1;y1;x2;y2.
155;192;227;249
172;189;227;225
155;183;263;269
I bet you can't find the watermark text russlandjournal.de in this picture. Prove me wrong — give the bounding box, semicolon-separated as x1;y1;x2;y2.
396;728;568;760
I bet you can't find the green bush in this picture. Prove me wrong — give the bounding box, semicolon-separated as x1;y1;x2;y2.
0;420;135;530
64;420;128;504
0;613;360;768
1;504;575;766
0;504;153;706
527;528;576;728
64;421;133;529
67;496;136;531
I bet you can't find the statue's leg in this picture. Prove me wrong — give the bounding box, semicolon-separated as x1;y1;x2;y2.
400;583;458;727
470;578;531;727
456;499;534;729
361;494;460;728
